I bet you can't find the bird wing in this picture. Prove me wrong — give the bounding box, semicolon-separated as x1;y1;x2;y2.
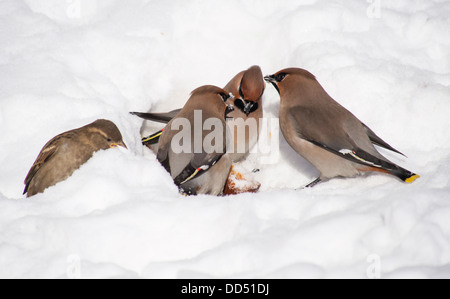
361;122;405;156
156;105;229;188
130;109;181;124
156;136;172;174
287;107;400;171
23;133;70;194
173;153;225;186
157;132;225;187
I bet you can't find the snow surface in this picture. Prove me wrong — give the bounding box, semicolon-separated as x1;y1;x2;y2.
1;0;450;279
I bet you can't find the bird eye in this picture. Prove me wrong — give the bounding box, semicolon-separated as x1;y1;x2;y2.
276;73;287;82
106;138;112;142
220;92;230;102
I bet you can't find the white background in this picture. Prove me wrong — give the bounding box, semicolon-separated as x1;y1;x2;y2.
0;0;449;278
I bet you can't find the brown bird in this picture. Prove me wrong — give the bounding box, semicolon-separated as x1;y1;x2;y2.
24;119;127;197
224;65;265;162
265;67;419;187
131;65;266;162
157;85;234;196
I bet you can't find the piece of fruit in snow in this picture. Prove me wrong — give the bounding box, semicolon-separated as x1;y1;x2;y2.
223;165;261;195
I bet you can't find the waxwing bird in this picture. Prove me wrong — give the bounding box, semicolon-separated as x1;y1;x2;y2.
224;65;265;162
131;65;266;161
265;68;419;187
24;119;127;197
157;85;235;196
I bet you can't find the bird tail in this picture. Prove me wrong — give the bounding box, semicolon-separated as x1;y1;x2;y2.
388;167;420;184
130;109;181;124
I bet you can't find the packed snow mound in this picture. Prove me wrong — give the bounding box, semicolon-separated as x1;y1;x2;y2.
0;0;449;278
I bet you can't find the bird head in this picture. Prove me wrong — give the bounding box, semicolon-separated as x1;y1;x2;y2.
190;85;235;119
88;119;128;150
264;72;287;95
235;66;265;116
265;68;316;96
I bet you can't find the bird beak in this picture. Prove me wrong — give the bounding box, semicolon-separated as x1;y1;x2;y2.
226;104;234;115
243;101;255;116
233;98;258;116
110;141;128;149
225;104;234;119
264;75;276;84
264;75;280;94
118;141;128;149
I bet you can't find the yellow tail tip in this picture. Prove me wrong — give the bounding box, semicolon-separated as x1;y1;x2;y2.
405;174;420;184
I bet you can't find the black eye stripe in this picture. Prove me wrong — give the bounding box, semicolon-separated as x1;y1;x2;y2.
249;102;258;113
220;92;229;102
276;73;287;82
235;99;245;110
234;99;258;115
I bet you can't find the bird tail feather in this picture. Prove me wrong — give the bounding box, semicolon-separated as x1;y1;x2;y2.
130;109;180;124
388;167;420;183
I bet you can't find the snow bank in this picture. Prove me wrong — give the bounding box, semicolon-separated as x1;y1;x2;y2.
0;0;449;278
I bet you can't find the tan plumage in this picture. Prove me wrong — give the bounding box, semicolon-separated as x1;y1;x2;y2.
265;68;419;187
24;119;127;197
131;66;266;162
157;85;234;196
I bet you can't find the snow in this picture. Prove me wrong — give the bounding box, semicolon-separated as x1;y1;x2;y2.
1;0;450;279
